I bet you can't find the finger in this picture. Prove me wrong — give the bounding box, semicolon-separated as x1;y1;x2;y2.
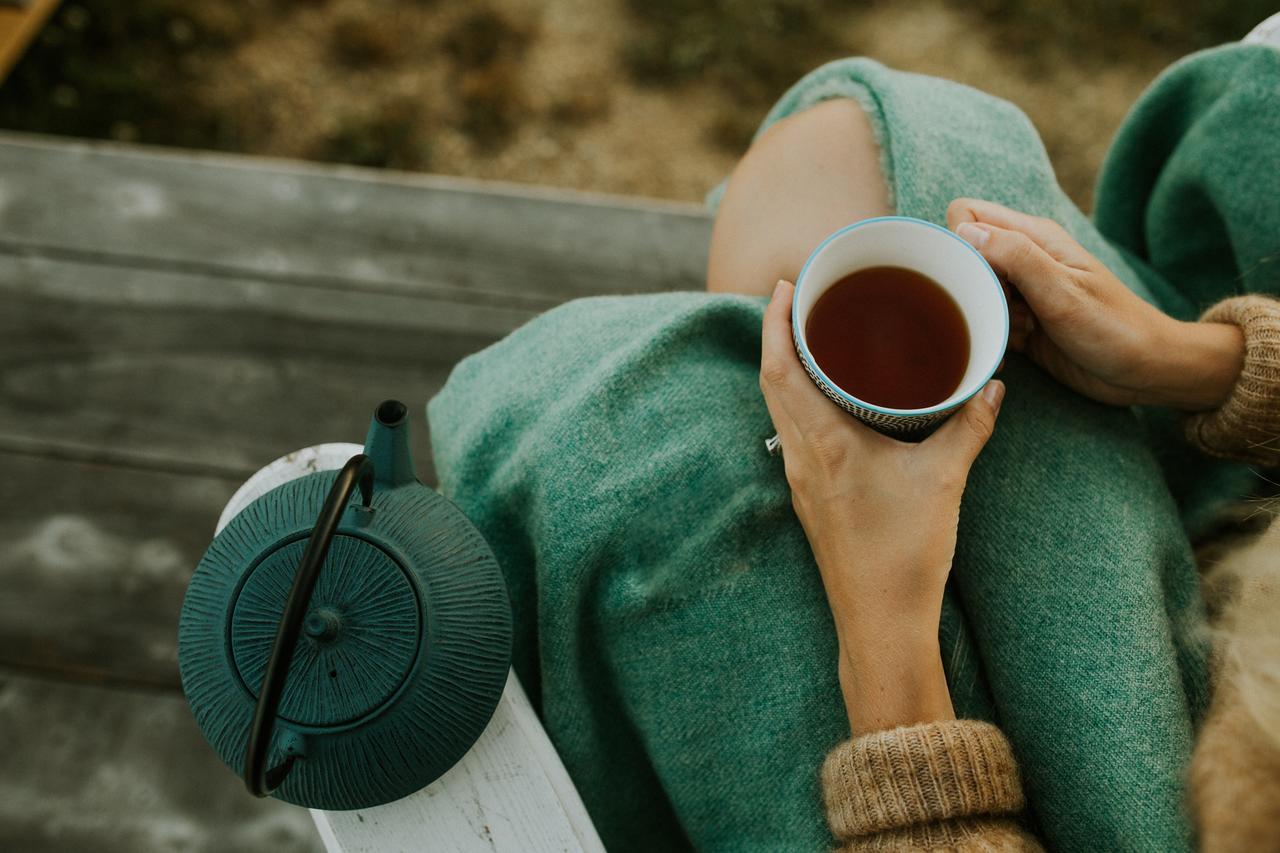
955;222;1081;327
758;280;847;435
945;197;979;231
923;380;1005;475
759;281;806;446
1008;301;1035;350
948;198;1090;267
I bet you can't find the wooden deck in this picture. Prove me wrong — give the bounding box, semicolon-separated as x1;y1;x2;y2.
0;132;711;851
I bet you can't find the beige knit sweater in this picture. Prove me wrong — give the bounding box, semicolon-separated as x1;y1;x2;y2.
821;295;1280;852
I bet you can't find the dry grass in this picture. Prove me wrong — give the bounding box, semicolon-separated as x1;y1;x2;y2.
444;9;532;149
0;0;1271;208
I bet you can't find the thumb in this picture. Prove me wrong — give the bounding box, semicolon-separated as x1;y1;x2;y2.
956;222;1075;323
924;380;1005;474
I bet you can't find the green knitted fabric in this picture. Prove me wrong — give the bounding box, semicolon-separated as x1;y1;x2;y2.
428;46;1280;852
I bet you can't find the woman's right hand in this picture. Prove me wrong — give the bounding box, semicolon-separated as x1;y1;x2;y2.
947;199;1244;411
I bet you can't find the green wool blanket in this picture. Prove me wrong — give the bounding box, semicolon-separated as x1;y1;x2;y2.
428;45;1280;852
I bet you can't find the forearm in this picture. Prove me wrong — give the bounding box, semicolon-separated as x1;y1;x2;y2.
1146;318;1245;411
836;616;954;735
824;595;1040;851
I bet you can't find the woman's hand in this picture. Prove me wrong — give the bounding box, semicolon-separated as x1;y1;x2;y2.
759;280;1005;735
948;198;1244;410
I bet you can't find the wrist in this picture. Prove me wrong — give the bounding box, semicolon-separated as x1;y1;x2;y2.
1143;318;1244;411
814;542;950;627
836;623;954;735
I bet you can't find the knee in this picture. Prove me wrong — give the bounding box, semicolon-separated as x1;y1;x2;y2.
707;97;891;294
750;98;879;170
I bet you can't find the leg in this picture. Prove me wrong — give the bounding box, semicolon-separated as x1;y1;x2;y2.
432;58;1216;852
706;98;892;297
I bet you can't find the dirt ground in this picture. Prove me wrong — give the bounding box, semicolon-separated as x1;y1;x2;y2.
193;0;1172;210
1;0;1262;211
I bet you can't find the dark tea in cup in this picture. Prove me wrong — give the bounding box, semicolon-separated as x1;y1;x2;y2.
790;216;1007;435
804;265;970;410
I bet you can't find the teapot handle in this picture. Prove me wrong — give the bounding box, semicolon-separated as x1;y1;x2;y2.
243;453;375;797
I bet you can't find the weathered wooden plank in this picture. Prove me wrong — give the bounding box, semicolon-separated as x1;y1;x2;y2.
0;140;711;692
0;452;233;685
0;133;713;307
0;667;323;853
0;133;715;849
0;252;514;481
312;673;604;853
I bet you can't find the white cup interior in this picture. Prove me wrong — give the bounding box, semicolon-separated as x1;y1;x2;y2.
794;217;1008;413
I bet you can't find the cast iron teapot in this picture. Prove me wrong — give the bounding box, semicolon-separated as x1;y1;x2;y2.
178;400;512;810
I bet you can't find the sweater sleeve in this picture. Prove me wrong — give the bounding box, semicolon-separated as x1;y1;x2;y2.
821;720;1043;852
1183;295;1280;467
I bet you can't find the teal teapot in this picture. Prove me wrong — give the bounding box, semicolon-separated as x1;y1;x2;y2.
178;400;512;810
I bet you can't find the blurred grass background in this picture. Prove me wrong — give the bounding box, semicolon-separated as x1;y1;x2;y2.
0;0;1272;208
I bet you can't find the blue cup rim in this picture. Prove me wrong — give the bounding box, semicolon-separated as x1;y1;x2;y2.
792;215;1010;417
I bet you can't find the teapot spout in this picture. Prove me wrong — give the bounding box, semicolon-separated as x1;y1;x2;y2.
363;400;418;489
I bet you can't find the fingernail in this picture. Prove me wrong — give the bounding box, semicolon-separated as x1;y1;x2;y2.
982;379;1005;408
772;279;787;300
957;222;989;249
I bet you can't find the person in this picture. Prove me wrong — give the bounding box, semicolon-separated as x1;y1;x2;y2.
753;207;1280;850
428;38;1280;853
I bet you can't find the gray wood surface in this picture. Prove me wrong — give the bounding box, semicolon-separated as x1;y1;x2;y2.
0;667;324;853
1;133;713;683
0;133;711;309
0;453;234;686
0;251;518;482
0;131;714;850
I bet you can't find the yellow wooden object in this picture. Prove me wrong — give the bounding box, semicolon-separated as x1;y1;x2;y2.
0;0;60;82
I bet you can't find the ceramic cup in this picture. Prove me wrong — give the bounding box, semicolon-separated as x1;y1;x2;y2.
791;216;1009;435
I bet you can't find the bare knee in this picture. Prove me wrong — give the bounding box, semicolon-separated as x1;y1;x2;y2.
707;98;891;296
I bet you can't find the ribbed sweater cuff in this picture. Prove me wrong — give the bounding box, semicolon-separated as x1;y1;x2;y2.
1184;295;1280;466
822;720;1025;843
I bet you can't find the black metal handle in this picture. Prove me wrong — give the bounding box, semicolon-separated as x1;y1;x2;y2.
244;454;375;797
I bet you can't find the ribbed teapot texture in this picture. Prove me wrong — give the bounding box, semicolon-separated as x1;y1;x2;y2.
178;401;513;810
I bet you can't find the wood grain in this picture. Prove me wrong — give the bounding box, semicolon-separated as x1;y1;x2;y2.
0;452;234;686
0;134;712;308
0;134;709;684
0;133;714;850
0;252;522;483
0;666;324;853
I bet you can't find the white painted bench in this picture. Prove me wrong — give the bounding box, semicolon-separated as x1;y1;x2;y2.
311;673;603;853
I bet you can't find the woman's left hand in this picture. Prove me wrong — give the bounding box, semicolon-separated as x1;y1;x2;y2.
947;198;1243;410
759;279;1005;735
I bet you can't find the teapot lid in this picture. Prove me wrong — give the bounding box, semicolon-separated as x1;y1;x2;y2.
230;533;420;726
